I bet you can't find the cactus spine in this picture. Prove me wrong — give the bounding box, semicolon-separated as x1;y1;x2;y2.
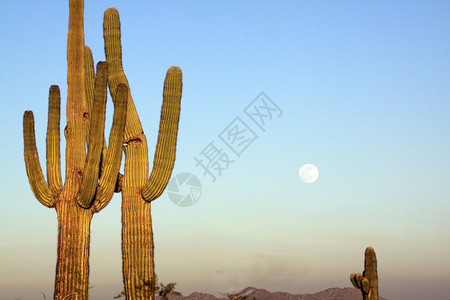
103;7;182;299
350;246;379;300
23;0;127;299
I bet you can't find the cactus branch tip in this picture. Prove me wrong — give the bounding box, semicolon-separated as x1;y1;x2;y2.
366;246;375;254
105;7;119;15
50;85;60;92
168;65;182;74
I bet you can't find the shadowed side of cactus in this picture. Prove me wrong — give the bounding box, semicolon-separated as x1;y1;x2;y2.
23;1;127;299
350;246;379;300
103;7;182;299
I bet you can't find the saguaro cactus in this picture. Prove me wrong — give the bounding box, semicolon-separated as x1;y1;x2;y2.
23;1;127;299
350;246;379;300
103;7;182;299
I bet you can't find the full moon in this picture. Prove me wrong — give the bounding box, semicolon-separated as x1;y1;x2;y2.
299;164;319;183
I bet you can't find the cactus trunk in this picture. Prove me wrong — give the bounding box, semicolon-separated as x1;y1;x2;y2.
54;201;93;299
120;132;154;299
66;0;87;183
122;187;154;298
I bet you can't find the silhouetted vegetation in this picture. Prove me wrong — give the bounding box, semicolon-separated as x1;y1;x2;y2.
224;292;257;300
350;246;379;300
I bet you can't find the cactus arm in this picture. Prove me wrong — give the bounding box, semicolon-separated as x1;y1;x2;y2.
23;111;55;207
141;66;182;202
77;62;108;208
46;85;63;195
350;272;361;289
350;273;370;293
93;83;128;212
84;45;95;140
85;45;110;178
362;277;370;294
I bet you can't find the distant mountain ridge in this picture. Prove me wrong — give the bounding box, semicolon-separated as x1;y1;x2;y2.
158;286;387;300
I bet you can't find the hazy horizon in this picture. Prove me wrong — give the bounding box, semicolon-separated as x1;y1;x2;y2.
1;1;449;299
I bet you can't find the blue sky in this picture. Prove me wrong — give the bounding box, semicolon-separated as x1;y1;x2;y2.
1;1;449;299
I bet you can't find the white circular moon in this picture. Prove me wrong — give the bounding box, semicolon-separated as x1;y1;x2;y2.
299;164;319;183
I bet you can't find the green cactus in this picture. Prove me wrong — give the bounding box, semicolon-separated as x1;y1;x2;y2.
23;1;127;299
350;246;379;300
103;7;182;299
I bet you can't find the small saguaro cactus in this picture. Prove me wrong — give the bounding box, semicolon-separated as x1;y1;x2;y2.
23;0;127;299
103;7;183;300
350;246;379;300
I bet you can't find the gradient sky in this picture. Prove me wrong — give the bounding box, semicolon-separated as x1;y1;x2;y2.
1;1;450;299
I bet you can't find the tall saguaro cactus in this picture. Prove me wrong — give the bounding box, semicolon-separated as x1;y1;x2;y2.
103;7;183;299
350;246;379;300
23;1;127;299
